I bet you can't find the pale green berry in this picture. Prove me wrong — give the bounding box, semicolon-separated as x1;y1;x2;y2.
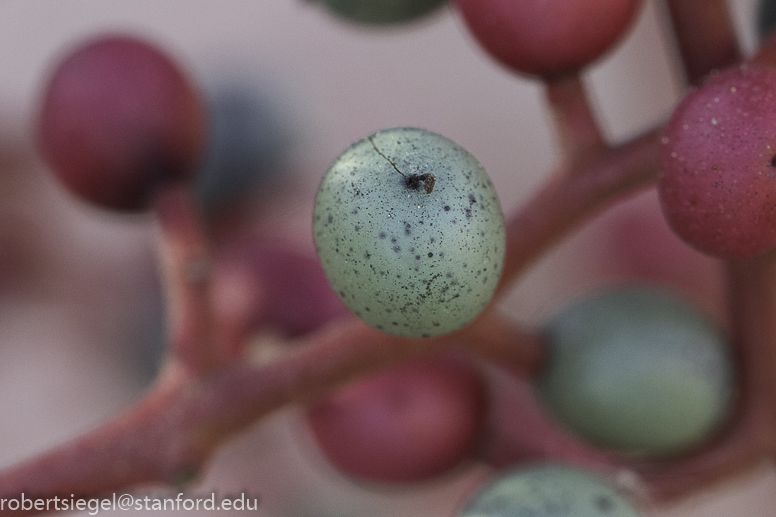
313;127;505;337
317;0;448;25
537;286;736;456
459;464;641;517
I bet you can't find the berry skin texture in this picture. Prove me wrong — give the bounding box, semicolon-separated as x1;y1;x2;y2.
38;35;205;211
313;127;506;338
537;286;735;456
307;354;486;483
659;65;776;258
317;0;447;25
454;0;642;77
459;464;640;517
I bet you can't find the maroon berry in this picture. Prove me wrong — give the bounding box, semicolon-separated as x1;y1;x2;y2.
454;0;642;77
307;354;487;483
38;35;205;211
659;64;776;257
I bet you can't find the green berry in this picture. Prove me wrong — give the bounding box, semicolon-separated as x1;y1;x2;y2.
459;464;641;517
317;0;447;25
537;286;735;456
313;127;505;337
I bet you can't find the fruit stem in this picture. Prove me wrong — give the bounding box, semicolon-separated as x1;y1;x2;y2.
153;184;230;373
498;128;660;294
725;253;776;448
544;73;606;168
664;0;741;85
0;311;540;510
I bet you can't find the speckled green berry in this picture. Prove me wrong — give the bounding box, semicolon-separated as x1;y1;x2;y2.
313;127;505;338
537;286;735;456
459;464;641;517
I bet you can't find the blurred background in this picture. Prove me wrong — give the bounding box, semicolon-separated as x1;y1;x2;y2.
0;0;774;515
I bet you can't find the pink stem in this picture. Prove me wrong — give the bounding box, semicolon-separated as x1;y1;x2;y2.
0;312;540;514
544;73;606;167
664;0;741;85
153;185;228;372
499;128;660;293
724;253;776;448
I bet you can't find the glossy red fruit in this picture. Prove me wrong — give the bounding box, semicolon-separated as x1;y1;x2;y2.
659;64;776;258
307;354;487;483
454;0;642;77
38;35;205;211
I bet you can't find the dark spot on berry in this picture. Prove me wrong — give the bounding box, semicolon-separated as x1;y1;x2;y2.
428;252;433;257
444;205;451;211
379;232;386;239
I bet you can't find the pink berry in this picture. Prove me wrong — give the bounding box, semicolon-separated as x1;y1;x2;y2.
212;236;348;338
454;0;642;77
307;354;486;483
38;35;205;211
659;64;776;257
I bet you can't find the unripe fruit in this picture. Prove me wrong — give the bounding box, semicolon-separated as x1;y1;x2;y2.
537;286;735;456
38;35;205;211
316;0;447;25
459;464;640;517
454;0;642;77
313;127;505;337
659;64;776;257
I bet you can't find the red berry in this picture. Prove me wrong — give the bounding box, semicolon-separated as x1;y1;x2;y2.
659;64;776;257
454;0;642;77
212;236;348;338
307;354;487;483
38;35;205;211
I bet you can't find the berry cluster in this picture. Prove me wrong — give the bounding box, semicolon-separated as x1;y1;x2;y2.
2;1;776;516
